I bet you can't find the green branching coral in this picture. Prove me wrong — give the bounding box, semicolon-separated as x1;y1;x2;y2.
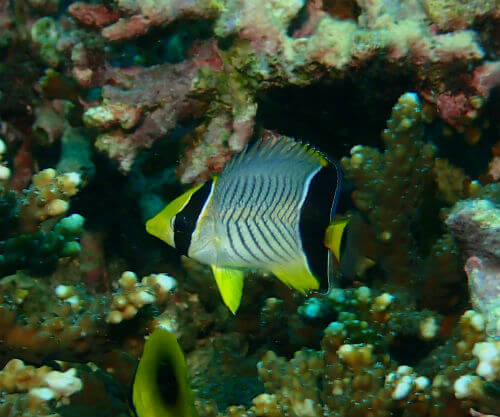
341;93;436;287
0;213;85;276
0;188;17;241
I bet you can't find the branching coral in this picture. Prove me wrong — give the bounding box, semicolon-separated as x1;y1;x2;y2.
18;168;81;232
0;269;181;364
0;213;85;277
341;92;436;286
0;359;82;417
195;306;496;417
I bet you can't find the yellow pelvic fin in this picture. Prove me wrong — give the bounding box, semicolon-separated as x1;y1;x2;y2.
325;218;350;264
211;265;245;314
132;326;198;417
146;183;204;247
271;260;319;293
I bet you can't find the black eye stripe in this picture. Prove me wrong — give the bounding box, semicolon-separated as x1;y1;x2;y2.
174;180;212;255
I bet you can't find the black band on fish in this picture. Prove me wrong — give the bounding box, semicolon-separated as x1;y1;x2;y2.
174;180;212;255
299;164;341;291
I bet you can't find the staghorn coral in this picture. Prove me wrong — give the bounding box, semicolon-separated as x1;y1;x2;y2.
0;268;185;364
341;92;436;287
106;270;177;324
17;168;81;233
0;213;85;277
0;359;82;417
195;306;497;417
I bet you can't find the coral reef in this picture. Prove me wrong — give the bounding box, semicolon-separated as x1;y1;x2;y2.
0;0;499;416
446;199;500;338
0;359;82;417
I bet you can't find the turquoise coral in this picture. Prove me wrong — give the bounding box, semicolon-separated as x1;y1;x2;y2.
0;213;85;276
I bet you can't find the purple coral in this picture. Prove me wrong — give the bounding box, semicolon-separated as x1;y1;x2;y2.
446;199;500;338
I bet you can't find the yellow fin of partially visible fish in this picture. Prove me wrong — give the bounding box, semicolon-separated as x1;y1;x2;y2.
132;326;198;417
271;259;319;294
211;265;245;314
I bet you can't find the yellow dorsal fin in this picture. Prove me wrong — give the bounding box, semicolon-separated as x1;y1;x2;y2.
133;326;198;417
271;259;319;293
325;219;350;263
211;265;245;314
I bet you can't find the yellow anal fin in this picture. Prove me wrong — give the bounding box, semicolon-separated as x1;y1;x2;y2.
211;265;245;314
325;218;349;264
271;260;319;294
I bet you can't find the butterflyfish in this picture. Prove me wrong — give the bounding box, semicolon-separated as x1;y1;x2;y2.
146;135;347;313
131;326;198;417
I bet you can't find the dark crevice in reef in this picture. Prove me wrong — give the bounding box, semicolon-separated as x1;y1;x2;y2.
110;19;215;67
322;0;361;21
389;334;438;367
286;2;309;36
69;149;183;278
255;71;415;162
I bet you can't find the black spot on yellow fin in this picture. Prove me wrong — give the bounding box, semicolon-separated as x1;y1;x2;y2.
211;265;245;314
132;326;198;417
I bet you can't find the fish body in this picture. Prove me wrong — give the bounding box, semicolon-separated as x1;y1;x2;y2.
131;326;198;417
147;135;346;313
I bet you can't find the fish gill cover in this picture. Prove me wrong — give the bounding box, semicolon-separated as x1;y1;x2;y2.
0;0;499;416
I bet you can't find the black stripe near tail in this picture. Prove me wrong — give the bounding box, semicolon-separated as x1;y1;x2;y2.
299;162;342;291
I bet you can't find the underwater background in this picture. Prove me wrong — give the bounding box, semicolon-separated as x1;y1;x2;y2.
0;0;499;416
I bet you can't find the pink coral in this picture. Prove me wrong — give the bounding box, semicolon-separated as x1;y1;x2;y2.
472;61;500;98
437;92;475;128
464;256;499;338
78;0;496;179
68;2;120;29
447;199;500;338
101;0;216;41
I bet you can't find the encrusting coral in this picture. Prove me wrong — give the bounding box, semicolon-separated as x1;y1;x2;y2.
63;0;498;176
446;199;500;338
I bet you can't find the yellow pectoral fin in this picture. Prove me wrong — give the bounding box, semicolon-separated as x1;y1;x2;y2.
211;265;245;314
325;218;350;264
271;260;319;294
